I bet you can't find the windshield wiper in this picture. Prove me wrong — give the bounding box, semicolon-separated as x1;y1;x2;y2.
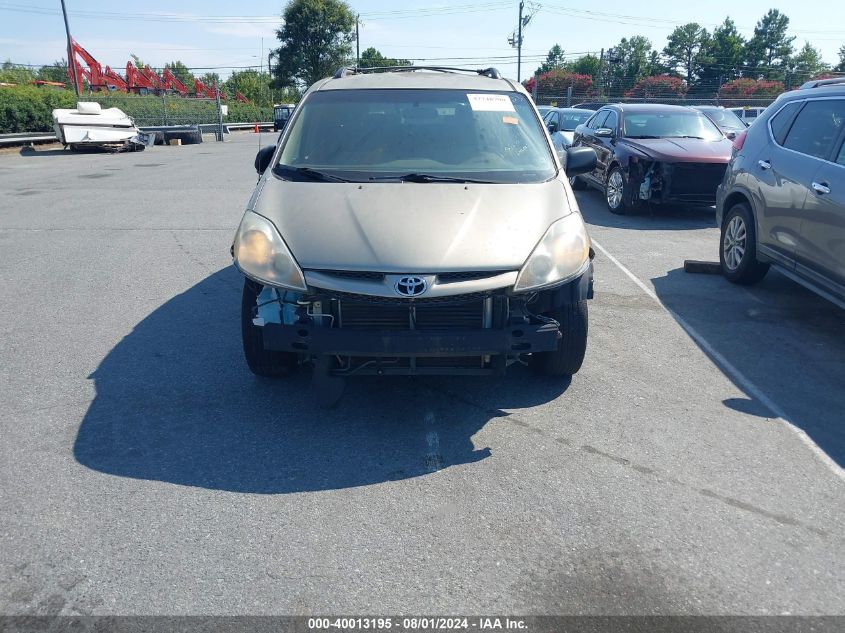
286;167;353;183
672;135;706;139
368;173;496;184
626;135;661;139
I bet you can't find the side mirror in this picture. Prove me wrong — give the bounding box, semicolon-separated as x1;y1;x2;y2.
547;122;558;134
594;127;614;138
564;147;597;177
254;145;276;175
725;131;737;140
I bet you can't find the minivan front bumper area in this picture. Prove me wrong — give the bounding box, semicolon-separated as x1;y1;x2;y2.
258;265;592;376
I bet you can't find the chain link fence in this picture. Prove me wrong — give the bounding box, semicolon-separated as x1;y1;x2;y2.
535;91;778;109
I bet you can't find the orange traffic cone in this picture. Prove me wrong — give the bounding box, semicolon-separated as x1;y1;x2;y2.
253;123;260;133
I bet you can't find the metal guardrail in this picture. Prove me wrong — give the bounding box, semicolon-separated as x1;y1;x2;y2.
0;132;58;145
0;122;274;147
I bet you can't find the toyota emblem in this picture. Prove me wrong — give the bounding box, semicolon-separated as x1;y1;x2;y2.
395;276;427;297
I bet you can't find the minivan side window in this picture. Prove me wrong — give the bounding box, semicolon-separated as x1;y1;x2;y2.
782;99;845;160
770;101;802;145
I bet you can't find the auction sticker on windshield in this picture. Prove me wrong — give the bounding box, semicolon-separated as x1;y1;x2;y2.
467;93;516;112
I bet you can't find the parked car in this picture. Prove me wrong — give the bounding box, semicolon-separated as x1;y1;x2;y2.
570;103;733;214
692;105;746;139
273;103;295;132
537;105;553;117
543;107;594;155
727;106;767;126
717;78;845;309
234;67;598;388
573;101;611;111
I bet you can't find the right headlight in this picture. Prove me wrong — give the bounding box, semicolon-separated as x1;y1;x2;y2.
513;213;590;293
232;211;307;291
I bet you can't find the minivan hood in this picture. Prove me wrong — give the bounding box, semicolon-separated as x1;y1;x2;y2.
620;137;732;163
253;177;573;272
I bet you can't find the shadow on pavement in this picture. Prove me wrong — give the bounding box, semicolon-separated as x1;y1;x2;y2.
652;266;845;468
577;188;716;231
73;267;569;493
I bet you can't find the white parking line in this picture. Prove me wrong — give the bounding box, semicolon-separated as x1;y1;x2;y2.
591;238;845;481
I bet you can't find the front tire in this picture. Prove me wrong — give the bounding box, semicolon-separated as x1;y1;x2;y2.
719;203;769;285
534;300;588;377
605;166;636;215
241;279;298;378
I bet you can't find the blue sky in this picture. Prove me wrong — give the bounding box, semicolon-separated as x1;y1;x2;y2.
1;1;843;79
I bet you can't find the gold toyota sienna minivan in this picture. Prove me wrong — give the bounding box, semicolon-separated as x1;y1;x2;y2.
232;66;597;390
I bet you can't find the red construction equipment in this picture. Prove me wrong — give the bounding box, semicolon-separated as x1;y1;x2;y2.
68;38;106;92
126;61;157;94
194;78;226;100
235;91;250;103
162;68;189;97
102;66;128;92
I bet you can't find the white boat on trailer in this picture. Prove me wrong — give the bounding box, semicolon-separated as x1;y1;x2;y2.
52;101;153;150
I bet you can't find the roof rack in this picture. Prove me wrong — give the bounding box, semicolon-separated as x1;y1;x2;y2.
333;66;503;80
799;76;845;89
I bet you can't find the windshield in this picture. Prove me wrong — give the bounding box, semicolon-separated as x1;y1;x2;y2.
560;110;592;131
274;107;291;121
275;89;556;183
622;111;724;141
698;107;745;132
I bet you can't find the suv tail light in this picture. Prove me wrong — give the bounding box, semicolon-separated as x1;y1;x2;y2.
732;129;748;152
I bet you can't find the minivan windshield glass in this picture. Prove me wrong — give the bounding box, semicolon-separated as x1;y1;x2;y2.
697;107;746;132
623;111;724;141
276;89;556;183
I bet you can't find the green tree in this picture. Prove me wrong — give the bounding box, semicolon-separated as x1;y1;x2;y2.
663;23;709;85
164;61;195;87
698;17;746;88
787;42;830;87
835;44;845;72
744;9;795;79
198;72;221;88
274;0;357;88
568;54;601;79
36;59;69;85
223;69;273;105
606;36;653;95
535;44;566;75
0;60;36;84
358;47;411;69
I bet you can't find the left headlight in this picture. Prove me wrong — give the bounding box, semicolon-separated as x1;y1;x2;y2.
513;213;590;293
233;211;307;291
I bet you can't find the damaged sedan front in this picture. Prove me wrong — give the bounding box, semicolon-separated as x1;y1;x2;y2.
570;104;733;214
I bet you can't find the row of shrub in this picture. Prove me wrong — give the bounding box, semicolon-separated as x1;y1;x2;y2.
0;86;274;134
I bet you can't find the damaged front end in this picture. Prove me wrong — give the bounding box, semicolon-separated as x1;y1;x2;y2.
626;157;728;207
247;268;593;377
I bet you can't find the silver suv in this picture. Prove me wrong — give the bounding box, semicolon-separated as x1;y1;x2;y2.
232;67;597;387
717;78;845;309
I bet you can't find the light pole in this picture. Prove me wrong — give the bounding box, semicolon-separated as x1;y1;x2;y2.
60;0;80;97
517;1;524;82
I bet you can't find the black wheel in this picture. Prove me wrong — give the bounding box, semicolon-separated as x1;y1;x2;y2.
241;279;298;378
605;166;636;215
719;202;769;285
533;300;588;377
569;175;587;190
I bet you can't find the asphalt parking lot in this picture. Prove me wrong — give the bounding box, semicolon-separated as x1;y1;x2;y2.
0;134;843;615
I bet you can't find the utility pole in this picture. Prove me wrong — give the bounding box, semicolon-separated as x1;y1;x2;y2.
599;48;605;98
356;15;360;68
60;0;80;97
517;1;524;82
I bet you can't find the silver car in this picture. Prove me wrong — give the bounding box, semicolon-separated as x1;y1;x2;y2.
233;67;597;387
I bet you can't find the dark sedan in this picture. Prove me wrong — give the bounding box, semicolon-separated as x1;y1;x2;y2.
570;104;733;214
692;105;747;139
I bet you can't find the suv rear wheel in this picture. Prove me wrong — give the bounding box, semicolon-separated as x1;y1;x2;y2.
720;202;769;284
241;279;299;377
533;300;588;377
